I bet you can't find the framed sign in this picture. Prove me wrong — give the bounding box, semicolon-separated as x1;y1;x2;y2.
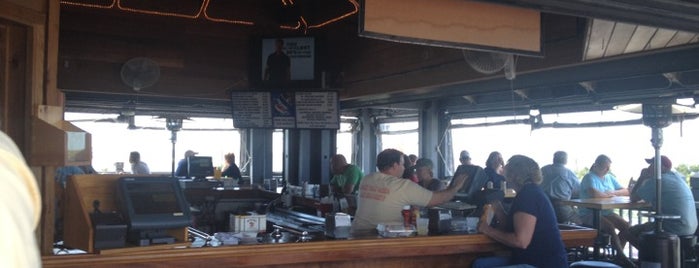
230;90;339;129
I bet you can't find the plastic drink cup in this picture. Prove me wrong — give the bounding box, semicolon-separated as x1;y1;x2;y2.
417;218;429;235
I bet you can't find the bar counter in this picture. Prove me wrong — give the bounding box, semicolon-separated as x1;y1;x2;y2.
43;227;596;268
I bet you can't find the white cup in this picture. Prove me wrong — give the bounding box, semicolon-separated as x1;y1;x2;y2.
466;217;479;233
416;218;429;235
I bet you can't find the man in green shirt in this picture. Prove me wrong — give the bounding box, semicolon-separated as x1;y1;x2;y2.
330;154;364;196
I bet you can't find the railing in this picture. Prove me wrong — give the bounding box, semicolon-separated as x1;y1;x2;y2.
566;206;653;263
619;207;654;260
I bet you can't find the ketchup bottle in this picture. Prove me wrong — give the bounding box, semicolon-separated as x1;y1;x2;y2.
402;205;412;227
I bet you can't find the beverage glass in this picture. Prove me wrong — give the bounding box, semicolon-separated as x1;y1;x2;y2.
466;217;479;233
417;218;429;235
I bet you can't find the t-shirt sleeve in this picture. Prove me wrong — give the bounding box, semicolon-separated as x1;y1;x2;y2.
513;187;540;217
401;180;433;207
580;174;593;198
635;179;655;202
346;165;363;185
568;170;581;196
611;175;622;190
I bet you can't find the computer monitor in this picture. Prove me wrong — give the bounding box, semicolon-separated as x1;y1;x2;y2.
117;176;191;245
187;156;214;180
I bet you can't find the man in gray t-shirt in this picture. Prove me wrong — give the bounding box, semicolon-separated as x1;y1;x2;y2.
540;151;581;224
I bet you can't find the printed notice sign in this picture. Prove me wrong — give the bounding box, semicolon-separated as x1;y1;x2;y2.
231;91;339;129
230;92;273;128
295;91;339;129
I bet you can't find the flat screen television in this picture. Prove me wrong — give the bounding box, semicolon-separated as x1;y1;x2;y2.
187;156;214;180
250;36;321;89
117;176;191;232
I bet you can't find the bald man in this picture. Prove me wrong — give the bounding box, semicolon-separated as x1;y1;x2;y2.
330;154;364;196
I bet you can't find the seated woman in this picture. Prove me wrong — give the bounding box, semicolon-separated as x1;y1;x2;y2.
221;152;243;180
473;155;567;268
484;151;506;189
579;154;631;265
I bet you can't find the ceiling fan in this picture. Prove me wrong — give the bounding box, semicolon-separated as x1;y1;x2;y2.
69;111;138;129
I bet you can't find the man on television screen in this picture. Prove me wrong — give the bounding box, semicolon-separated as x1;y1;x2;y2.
264;38;291;87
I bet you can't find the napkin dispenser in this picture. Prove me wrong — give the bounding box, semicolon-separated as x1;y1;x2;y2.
325;212;351;239
428;208;452;234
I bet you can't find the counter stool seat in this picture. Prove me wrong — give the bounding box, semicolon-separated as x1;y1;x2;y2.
569;260;621;268
680;235;697;268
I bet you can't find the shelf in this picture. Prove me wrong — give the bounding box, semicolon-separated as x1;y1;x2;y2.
30;105;92;166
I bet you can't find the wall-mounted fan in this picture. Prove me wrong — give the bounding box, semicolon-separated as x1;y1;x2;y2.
121;57;161;91
462;50;516;80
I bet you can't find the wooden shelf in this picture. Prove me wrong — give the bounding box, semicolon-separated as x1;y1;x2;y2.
30;105;92;166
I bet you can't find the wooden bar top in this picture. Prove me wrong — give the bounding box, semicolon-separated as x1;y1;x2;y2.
43;227;596;268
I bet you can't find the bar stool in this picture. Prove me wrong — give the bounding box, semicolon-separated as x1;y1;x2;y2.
569;260;621;268
680;235;697;268
593;233;616;260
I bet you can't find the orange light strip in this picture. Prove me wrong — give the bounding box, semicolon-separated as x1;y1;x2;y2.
116;0;205;19
59;0;115;9
307;0;359;30
280;21;302;31
300;16;309;34
60;0;356;30
203;0;255;25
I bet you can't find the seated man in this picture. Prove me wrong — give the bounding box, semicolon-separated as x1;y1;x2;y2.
329;154;363;195
540;151;582;225
414;158;444;191
351;149;467;233
580;154;631;266
450;150;487;201
626;155;698;248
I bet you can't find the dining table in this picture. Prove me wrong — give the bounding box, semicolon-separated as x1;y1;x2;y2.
559;196;653;259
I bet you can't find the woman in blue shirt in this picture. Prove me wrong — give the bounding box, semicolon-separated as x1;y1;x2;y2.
474;155;567;268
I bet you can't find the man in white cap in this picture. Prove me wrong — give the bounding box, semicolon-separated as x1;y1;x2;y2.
175;150;198;177
459;150;472;165
451;149;486;201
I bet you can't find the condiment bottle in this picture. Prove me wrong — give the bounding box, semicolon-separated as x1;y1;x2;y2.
480;204;494;226
411;206;420;227
402;205;412;227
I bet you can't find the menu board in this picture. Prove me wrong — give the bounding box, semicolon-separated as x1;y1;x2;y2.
231;91;339;129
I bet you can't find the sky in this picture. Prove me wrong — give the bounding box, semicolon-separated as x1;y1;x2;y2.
449;110;699;186
67;109;699;186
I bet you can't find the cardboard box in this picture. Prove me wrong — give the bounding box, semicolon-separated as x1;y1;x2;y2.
229;212;266;233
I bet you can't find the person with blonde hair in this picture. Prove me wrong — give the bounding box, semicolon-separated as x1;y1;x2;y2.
474;155;567;268
222;152;242;180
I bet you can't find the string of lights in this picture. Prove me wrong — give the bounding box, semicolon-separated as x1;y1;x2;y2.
59;0;358;32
